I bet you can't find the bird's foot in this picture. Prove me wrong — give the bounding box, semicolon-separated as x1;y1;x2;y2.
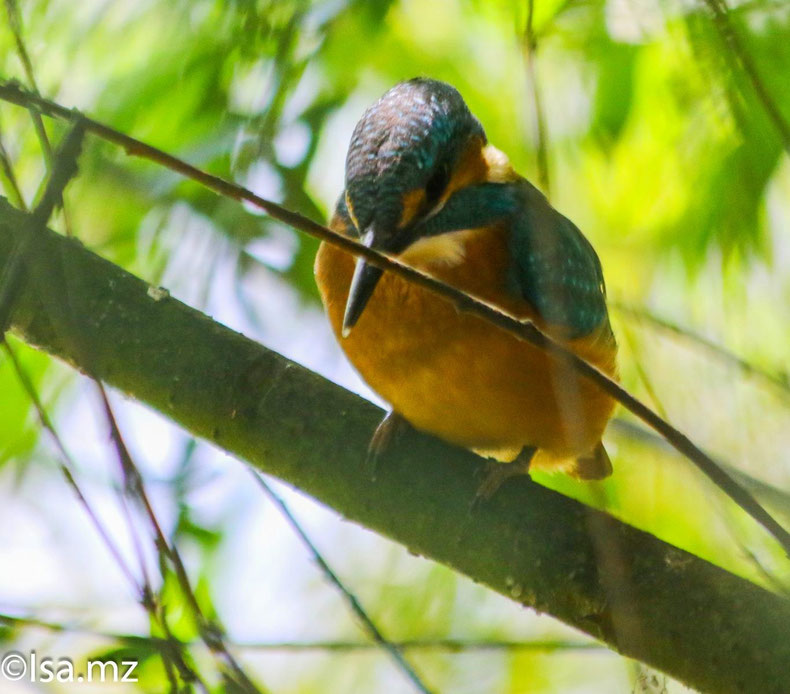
470;446;537;512
366;411;412;480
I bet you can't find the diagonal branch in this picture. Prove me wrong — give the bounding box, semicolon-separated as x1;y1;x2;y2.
613;301;790;400
702;0;790;153
0;127;26;210
97;386;263;694
253;474;434;694
522;0;551;196
0;118;246;692
1;340;140;594
0;114;82;333
1;200;790;694
3;340;206;692
0;122;211;692
0;82;786;556
3;0;74;234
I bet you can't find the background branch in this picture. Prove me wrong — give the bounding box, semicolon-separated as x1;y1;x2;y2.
253;473;434;694
521;0;551;196
612;301;790;400
702;0;790;152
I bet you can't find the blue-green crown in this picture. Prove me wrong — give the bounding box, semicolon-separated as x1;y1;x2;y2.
344;78;485;234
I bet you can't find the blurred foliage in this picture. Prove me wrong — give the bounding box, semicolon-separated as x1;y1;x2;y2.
1;0;790;691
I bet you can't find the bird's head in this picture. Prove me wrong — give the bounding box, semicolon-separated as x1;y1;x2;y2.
339;78;519;335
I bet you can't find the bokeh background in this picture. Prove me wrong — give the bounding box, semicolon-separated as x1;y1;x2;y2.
1;0;789;691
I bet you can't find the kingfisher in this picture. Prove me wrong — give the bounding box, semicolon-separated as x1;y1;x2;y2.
315;78;618;499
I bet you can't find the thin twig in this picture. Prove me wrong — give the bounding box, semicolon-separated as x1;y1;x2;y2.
0;340;140;593
0;341;201;693
0;121;209;693
3;0;41;94
0;111;255;691
522;0;551;196
611;417;790;521
0;112;247;691
0;125;26;210
0;610;605;653
618;323;790;595
702;0;790;152
96;385;262;694
253;473;435;694
0;114;82;332
3;0;73;234
0;82;788;557
613;302;790;400
239;639;603;653
619;321;670;421
0;610;605;654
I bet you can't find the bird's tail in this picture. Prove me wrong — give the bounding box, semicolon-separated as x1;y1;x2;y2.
571;441;612;480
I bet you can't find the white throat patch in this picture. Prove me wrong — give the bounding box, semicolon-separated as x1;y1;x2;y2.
398;228;482;268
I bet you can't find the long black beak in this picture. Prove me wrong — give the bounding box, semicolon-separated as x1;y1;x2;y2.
342;229;384;337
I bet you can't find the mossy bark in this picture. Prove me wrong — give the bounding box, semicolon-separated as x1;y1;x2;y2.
2;199;788;694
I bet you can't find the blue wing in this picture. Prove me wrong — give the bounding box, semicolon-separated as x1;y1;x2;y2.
508;184;611;339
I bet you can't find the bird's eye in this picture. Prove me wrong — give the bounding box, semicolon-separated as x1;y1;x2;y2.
425;162;450;205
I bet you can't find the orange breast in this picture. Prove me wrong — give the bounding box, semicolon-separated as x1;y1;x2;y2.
314;223;618;468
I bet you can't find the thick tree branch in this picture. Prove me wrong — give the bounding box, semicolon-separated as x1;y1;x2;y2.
1;82;787;556
1;199;789;693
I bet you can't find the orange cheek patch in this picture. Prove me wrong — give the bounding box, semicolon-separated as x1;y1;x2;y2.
440;136;488;205
399;188;426;228
345;190;360;230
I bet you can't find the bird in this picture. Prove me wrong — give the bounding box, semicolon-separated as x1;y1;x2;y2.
314;78;618;499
